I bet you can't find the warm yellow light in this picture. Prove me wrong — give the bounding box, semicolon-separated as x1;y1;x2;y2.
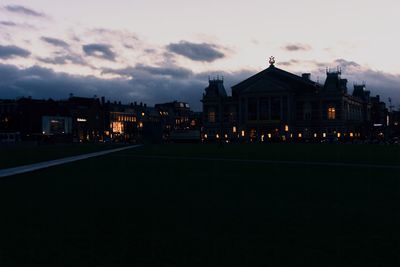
261;135;265;142
290;134;293;138
282;136;286;141
337;133;341;138
298;133;302;138
204;134;208;139
112;122;123;133
241;130;245;137
233;126;237;133
323;133;327;138
350;132;354;137
268;133;272;139
224;134;228;139
141;112;145;117
216;134;220;139
285;125;289;132
139;122;143;128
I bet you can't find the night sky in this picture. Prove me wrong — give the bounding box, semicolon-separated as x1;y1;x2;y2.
0;0;399;110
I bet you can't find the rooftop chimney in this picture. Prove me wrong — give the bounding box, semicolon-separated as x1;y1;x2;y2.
302;73;311;80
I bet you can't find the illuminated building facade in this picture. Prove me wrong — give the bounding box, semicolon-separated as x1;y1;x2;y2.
155;101;200;141
202;58;389;142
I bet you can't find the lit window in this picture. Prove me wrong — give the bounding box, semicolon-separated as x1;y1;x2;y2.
139;122;143;128
328;107;336;120
216;134;220;139
350;132;354;137
323;133;327;138
284;125;289;132
204;134;208;139
224;134;228;139
208;111;216;123
261;135;265;142
314;133;317;138
268;133;272;139
141;112;145;117
337;133;341;138
241;130;245;137
112;122;123;133
298;133;302;138
233;126;237;133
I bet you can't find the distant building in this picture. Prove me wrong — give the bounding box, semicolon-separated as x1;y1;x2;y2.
155;101;200;142
202;58;390;142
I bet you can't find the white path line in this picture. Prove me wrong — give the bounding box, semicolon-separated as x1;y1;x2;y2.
113;154;400;170
0;145;143;178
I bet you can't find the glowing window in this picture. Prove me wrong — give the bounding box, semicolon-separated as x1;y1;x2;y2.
208;111;216;123
112;122;123;133
328;107;336;120
241;130;245;137
233;126;237;133
284;125;289;132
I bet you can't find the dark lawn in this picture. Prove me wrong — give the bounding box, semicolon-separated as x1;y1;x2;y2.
0;143;130;169
0;144;399;266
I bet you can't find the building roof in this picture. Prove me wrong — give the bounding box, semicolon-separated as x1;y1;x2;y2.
232;65;319;95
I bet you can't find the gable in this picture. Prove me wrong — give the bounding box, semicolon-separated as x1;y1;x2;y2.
232;66;319;95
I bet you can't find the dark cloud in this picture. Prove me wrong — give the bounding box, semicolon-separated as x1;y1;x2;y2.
307;58;400;105
102;64;193;79
82;44;116;61
41;37;69;48
334;58;360;68
0;63;253;110
279;59;299;67
166;41;225;62
0;45;30;59
284;43;312;51
37;54;86;66
4;5;45;17
0;21;17;26
0;21;36;29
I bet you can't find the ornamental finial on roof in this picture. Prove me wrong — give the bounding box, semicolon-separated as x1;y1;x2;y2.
269;56;275;66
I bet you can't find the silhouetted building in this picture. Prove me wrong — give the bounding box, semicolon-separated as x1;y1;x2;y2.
202;58;389;142
155;101;200;142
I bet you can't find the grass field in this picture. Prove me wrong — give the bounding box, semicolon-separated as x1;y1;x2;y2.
0;143;130;169
0;144;399;266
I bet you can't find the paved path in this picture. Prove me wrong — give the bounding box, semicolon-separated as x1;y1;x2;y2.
0;145;142;178
114;154;400;170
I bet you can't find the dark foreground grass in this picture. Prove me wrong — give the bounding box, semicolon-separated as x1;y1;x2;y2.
0;144;399;266
0;143;129;169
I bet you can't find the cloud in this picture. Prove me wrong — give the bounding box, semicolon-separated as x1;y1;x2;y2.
0;21;17;26
302;58;400;105
283;43;312;51
4;5;46;17
279;59;299;67
82;44;116;61
37;54;87;66
41;37;69;48
0;20;36;29
102;64;193;79
0;63;254;110
0;45;30;59
166;41;225;62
